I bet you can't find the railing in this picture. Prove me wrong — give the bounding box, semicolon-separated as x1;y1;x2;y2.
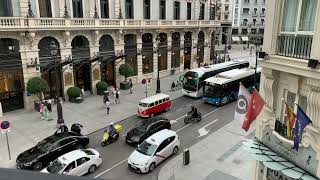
0;18;220;30
260;13;266;17
252;13;258;17
276;34;313;60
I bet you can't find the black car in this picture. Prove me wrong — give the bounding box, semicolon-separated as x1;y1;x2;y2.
125;117;171;146
16;132;89;170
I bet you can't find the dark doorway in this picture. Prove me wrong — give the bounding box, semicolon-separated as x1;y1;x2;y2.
99;35;115;86
172;32;180;68
142;33;153;74
184;32;192;70
197;31;205;63
158;33;167;71
71;35;91;91
0;38;24;112
124;34;138;76
38;37;63;99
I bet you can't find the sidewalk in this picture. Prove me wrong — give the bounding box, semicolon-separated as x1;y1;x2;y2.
0;73;183;168
158;120;256;180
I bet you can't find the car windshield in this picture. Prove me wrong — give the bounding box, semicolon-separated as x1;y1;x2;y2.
46;159;66;174
82;149;95;156
136;141;157;156
139;102;149;107
36;139;53;152
135;125;147;134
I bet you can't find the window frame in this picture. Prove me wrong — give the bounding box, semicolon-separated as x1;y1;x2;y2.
125;0;134;19
174;1;180;20
76;157;90;167
160;0;166;20
187;2;192;20
143;0;151;19
72;0;83;18
100;0;109;18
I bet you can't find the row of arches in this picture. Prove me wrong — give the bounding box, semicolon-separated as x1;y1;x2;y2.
0;30;214;112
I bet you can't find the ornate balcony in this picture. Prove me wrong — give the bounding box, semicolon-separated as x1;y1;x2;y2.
0;17;221;31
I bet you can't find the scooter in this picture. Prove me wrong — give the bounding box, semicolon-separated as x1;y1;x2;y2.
184;112;202;124
101;124;122;146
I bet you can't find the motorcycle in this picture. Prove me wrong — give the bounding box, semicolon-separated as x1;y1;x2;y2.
184;112;202;124
101;123;122;146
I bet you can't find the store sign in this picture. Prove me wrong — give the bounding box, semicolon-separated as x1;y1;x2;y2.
267;168;295;180
262;127;319;177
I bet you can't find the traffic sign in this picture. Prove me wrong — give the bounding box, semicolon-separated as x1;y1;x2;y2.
0;121;10;133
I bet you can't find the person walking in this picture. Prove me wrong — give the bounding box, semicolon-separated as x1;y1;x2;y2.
171;81;176;91
129;79;133;94
115;89;120;104
105;99;110;114
80;86;85;100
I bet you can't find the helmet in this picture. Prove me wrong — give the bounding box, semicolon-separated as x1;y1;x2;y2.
191;106;195;110
110;122;114;126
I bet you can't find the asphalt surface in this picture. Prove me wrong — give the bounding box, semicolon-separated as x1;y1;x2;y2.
84;96;237;180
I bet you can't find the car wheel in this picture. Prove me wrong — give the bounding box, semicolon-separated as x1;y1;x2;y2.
76;144;84;150
149;162;156;172
33;162;43;170
172;146;179;155
88;165;97;173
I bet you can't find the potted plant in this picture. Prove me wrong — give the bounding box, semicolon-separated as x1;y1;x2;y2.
119;63;134;90
26;77;49;111
96;81;108;95
67;86;82;103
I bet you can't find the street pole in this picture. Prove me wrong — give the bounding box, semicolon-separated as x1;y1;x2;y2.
254;38;259;87
50;41;64;125
5;133;11;160
156;35;161;94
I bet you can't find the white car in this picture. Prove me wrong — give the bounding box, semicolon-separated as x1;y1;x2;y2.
41;149;102;176
128;129;180;173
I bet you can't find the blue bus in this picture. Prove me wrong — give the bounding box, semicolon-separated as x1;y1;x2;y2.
202;67;261;106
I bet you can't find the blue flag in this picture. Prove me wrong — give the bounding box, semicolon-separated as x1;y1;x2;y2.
293;105;312;151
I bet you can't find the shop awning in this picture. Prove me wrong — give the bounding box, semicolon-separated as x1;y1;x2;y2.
241;36;249;41
242;139;318;180
232;36;240;41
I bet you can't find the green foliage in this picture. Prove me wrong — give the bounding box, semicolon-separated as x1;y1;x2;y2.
67;86;81;97
119;63;134;80
96;81;108;94
26;77;49;94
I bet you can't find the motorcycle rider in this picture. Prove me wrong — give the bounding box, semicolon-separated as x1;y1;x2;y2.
108;122;116;137
189;106;199;118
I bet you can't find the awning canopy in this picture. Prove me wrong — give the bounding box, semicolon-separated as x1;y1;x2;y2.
232;36;240;41
242;139;318;180
241;36;249;41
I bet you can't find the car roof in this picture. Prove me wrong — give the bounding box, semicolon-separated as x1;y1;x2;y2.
46;132;80;143
58;150;87;164
139;93;170;104
145;129;177;146
143;117;169;125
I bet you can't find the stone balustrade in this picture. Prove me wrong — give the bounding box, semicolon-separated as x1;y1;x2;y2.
0;17;220;31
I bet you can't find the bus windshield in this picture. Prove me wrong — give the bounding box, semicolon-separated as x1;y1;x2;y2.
139;102;149;107
183;71;199;91
204;84;223;98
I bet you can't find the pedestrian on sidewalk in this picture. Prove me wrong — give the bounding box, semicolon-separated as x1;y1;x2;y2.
80;86;85;100
105;99;110;114
115;88;120;104
171;81;176;91
111;86;116;98
129;79;133;94
39;101;45;119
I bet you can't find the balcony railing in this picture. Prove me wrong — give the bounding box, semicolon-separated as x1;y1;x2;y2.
260;12;266;17
252;12;258;17
276;34;313;60
0;17;220;31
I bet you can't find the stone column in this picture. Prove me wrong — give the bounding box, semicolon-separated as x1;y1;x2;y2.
167;35;172;72
60;31;74;97
191;32;198;69
204;32;210;64
153;36;159;78
180;34;185;72
137;35;143;82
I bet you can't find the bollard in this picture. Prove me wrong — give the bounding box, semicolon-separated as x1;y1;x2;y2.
183;149;190;165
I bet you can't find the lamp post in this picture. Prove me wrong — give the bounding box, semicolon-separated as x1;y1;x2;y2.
156;35;161;94
222;30;229;62
49;41;64;124
252;35;261;87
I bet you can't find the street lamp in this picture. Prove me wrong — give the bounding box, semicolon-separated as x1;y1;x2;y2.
251;35;261;87
156;35;161;94
49;41;64;125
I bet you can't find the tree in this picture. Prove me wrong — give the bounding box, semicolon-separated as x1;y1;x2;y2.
26;77;49;99
119;63;134;82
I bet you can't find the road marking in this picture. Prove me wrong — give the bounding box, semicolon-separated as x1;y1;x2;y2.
176;108;183;112
203;107;222;118
198;119;218;137
94;158;128;178
176;124;191;132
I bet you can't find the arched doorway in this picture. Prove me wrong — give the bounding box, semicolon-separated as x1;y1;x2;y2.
0;38;24;112
71;35;91;91
124;34;138;76
142;33;153;74
172;32;180;69
184;32;192;70
38;37;63;99
197;31;205;64
158;33;167;71
99;35;115;86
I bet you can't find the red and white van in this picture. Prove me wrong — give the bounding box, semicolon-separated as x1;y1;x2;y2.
137;94;172;118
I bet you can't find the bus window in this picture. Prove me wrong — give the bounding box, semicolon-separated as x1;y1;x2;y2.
139;102;149;107
149;103;155;107
159;99;163;104
155;101;159;105
166;97;169;101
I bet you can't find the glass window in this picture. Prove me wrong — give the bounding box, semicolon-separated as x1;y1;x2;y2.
125;0;134;19
200;3;205;20
36;139;53;152
39;0;52;17
159;99;163;103
243;8;250;14
76;157;90;166
299;0;317;31
100;0;109;18
72;0;83;18
281;0;299;32
82;149;95;155
286;91;296;110
174;1;180;20
298;95;307;112
63;161;76;173
149;102;155;107
46;159;66;174
59;138;75;146
155;101;159;105
187;3;191;20
0;0;12;16
136;142;157;156
144;0;151;19
160;0;166;19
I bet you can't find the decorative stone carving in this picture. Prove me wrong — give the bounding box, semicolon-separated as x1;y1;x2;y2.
263;77;274;109
63;31;70;47
307;90;320;128
92;30;99;46
27;32;35;48
93;69;100;80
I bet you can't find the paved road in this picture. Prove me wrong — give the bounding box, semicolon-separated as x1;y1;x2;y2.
83;96;236;180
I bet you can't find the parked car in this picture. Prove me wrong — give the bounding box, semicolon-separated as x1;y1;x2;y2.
16;132;89;170
41;149;102;176
128;129;180;173
125;117;171;146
